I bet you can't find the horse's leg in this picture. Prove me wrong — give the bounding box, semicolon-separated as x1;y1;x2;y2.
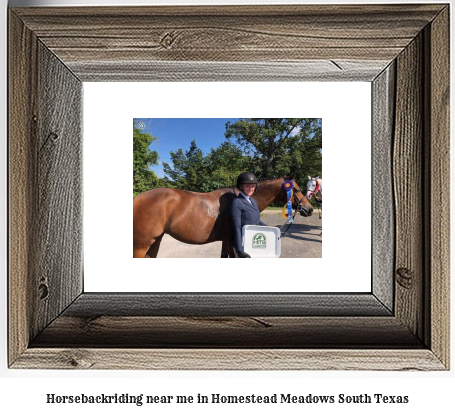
225;240;236;258
220;240;229;258
133;234;164;258
133;246;149;258
145;233;164;258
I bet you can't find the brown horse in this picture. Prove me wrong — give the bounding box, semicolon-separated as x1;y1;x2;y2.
133;175;313;258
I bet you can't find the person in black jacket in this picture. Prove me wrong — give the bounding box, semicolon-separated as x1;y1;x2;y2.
231;172;267;258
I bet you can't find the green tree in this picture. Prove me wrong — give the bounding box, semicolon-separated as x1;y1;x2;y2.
225;119;305;177
162;139;207;191
274;118;322;182
160;119;322;195
225;118;322;184
162;140;250;192
133;121;160;197
201;141;249;191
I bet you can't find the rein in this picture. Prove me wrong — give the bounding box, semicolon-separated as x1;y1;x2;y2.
279;209;298;235
280;189;305;236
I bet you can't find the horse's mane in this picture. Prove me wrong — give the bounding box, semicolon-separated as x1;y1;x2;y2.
217;176;287;191
258;176;287;182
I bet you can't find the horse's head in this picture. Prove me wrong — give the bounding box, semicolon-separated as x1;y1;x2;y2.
306;176;321;200
284;175;313;217
306;176;317;199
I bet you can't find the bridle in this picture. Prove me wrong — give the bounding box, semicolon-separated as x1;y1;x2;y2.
293;188;308;215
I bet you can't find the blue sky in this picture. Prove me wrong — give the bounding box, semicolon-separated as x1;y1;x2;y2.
134;118;239;177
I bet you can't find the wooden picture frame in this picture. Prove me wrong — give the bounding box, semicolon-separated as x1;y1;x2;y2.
8;4;449;370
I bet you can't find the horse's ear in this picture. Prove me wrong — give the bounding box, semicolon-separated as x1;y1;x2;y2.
283;173;295;181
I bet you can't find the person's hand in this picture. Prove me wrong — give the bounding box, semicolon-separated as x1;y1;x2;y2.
237;251;251;258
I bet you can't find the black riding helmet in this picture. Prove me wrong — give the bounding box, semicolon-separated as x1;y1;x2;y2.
236;172;258;194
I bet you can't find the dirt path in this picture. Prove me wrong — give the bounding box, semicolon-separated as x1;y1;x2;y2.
156;210;322;258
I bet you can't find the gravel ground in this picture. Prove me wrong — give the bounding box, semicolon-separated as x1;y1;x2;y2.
156;209;322;258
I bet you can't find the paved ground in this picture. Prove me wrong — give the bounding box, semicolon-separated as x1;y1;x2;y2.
156;209;322;258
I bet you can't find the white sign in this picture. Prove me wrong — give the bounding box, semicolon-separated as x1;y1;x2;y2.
242;225;281;258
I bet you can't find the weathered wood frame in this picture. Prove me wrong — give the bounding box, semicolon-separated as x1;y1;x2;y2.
8;5;449;370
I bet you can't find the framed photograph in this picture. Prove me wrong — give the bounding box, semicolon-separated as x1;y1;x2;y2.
8;4;449;370
83;84;369;293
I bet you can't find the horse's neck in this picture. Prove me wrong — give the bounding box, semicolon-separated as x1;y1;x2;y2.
254;180;283;211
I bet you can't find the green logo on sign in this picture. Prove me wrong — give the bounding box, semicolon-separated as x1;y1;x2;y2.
252;233;266;249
